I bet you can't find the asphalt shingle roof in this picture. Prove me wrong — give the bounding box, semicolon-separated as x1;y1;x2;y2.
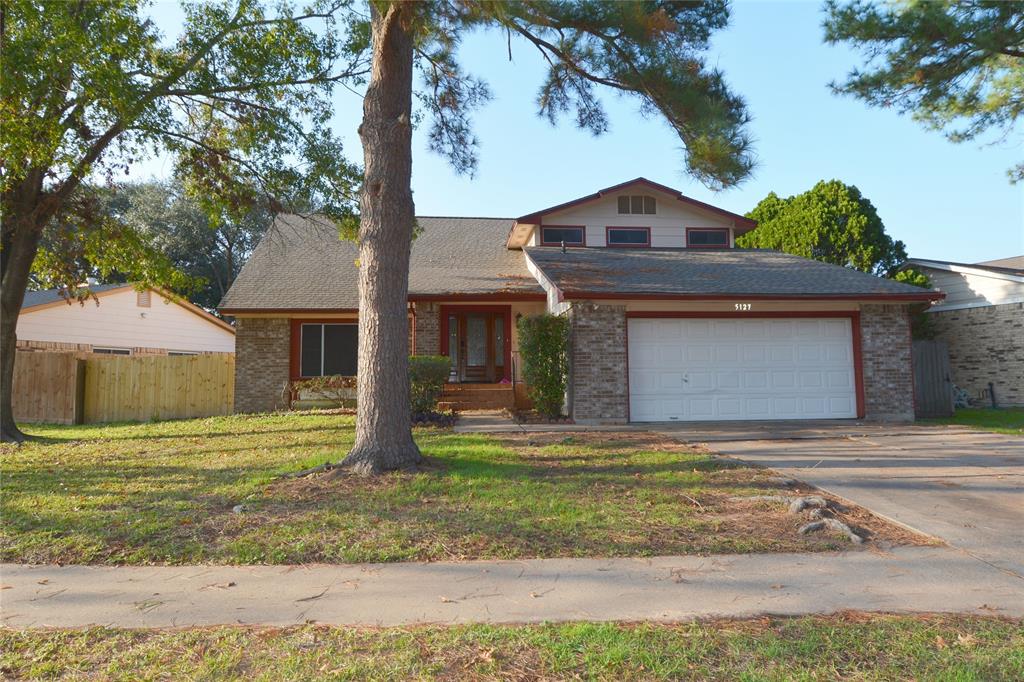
23;283;129;309
219;214;542;310
524;247;940;299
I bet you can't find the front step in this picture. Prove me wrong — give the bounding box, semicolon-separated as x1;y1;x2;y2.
441;383;515;411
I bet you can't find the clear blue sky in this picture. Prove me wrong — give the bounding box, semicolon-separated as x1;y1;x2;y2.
140;1;1023;263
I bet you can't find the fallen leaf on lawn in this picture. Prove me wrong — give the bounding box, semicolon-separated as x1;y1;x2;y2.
957;633;978;648
935;635;947;650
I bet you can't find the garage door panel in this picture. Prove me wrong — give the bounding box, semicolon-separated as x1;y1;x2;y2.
628;317;857;422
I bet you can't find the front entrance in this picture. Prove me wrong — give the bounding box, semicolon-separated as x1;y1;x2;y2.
440;306;512;383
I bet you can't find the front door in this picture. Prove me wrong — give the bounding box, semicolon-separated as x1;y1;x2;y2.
445;309;509;382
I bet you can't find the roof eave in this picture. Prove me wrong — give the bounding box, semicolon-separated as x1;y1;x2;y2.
559;291;945;302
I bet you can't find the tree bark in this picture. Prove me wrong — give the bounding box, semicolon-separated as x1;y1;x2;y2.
1;180;49;443
341;2;422;475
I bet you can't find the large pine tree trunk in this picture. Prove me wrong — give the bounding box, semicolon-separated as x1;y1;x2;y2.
341;2;423;475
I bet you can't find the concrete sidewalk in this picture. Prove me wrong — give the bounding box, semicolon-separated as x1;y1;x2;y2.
3;546;1021;628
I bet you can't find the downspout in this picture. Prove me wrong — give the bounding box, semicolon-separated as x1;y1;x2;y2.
409;302;416;355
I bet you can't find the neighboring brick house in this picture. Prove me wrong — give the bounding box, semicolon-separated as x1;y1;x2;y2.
904;257;1024;407
221;178;940;422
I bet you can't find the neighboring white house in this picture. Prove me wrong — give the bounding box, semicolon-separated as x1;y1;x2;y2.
904;257;1024;407
17;283;235;356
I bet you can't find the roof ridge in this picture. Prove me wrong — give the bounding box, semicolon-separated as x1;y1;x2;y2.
416;215;514;220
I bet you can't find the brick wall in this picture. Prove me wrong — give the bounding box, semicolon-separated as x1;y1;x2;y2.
234;317;291;413
569;302;628;424
413;302;440;355
929;302;1023;407
860;304;915;421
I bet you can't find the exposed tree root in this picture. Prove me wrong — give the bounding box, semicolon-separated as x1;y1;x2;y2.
800;517;863;544
733;494;864;544
286;462;336;479
788;495;829;514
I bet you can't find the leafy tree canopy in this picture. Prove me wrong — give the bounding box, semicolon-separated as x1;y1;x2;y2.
825;0;1024;182
90;180;271;310
738;179;907;277
1;0;367;441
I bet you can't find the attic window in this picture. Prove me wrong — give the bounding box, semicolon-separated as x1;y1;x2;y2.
617;195;656;215
137;290;151;307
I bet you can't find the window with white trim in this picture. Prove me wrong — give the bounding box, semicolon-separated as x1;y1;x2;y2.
300;323;358;377
616;195;656;215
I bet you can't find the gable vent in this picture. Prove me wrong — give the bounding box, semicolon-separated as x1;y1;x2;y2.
137;290;152;307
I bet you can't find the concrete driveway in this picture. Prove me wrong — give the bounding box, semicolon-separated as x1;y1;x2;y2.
657;422;1024;581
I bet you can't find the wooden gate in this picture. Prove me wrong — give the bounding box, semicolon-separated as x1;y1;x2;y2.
912;340;954;418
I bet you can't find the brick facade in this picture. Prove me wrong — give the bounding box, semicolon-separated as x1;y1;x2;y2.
929;302;1023;407
234;317;291;413
413;302;441;355
568;302;628;424
859;304;915;421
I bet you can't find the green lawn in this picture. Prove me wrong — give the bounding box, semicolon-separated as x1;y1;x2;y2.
0;412;912;565
928;408;1024;435
3;616;1021;680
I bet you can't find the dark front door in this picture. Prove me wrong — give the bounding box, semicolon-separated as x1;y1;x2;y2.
446;310;508;382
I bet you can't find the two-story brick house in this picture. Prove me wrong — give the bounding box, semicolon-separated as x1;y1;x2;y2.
220;178;941;423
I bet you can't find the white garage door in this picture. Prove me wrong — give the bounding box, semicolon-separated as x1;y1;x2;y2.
628;317;857;422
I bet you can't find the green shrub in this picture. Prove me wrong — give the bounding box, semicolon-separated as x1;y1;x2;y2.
409;355;451;413
517;314;569;418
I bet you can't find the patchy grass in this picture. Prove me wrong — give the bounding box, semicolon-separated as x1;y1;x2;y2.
927;408;1024;435
2;615;1022;680
1;413;919;565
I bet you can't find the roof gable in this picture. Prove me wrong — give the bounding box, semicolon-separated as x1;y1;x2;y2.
21;284;234;333
508;177;756;248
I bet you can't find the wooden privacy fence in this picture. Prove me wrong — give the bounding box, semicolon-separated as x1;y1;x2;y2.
11;352;85;424
912;340;954;419
12;351;233;424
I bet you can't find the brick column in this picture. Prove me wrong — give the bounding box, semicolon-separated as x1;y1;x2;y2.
234;317;291;413
413;303;441;356
860;304;914;421
569;302;628;424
